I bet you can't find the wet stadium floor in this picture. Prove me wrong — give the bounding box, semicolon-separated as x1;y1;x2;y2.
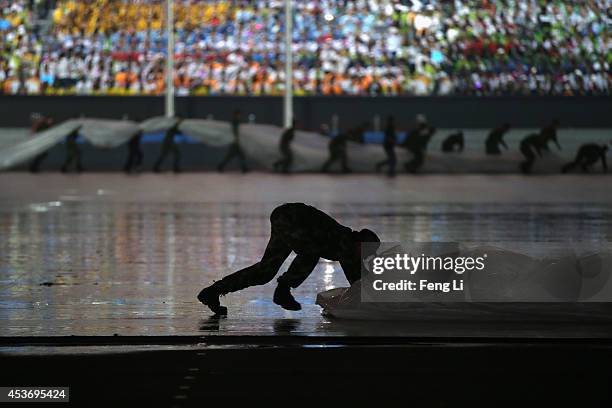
1;173;612;340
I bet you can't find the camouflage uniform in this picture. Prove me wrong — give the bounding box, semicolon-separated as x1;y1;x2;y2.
375;123;397;176
273;127;295;173
212;203;371;294
321;132;350;173
217;117;248;172
61;129;83;172
441;131;464;153
124;130;144;173
485;126;509;155
154;125;181;172
404;126;436;173
520;127;560;174
562;144;608;173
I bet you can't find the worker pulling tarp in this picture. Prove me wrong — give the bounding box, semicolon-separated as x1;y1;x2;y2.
0;116;592;173
0;120;80;170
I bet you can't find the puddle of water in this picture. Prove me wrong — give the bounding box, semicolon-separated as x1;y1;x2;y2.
1;176;611;338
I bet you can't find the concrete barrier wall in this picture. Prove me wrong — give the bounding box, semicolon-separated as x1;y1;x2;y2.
1;96;611;129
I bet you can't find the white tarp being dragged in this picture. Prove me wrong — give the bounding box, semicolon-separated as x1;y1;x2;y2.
141;116;178;134
190;121;412;172
0;118;146;170
176;119;572;173
0;119;141;169
79;119;140;148
315;244;612;321
0;116;410;172
178;119;233;147
0;116;609;172
177;119;405;171
0;120;81;170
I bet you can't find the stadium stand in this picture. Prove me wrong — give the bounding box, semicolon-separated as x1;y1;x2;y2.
1;0;610;96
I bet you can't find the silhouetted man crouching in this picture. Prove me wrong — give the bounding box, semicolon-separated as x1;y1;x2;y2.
562;144;608;173
198;203;380;315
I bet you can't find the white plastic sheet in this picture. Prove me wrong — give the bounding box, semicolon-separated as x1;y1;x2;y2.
184;120;411;172
0;116;608;172
178;119;234;146
316;245;612;320
0;118;139;169
140;116;178;134
0;120;81;170
80;119;139;148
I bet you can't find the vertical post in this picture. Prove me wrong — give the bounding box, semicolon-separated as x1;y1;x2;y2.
283;0;293;128
165;0;175;118
331;114;339;135
373;114;381;132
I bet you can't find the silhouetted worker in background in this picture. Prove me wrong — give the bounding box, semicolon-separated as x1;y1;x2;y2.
321;129;351;173
519;120;561;174
273;119;295;173
401;121;427;150
485;123;511;154
405;125;436;173
539;119;562;153
123;128;144;173
29;114;55;173
375;116;397;177
217;109;248;173
60;126;83;173
346;122;369;144
153;119;182;173
441;131;464;153
561;144;608;173
197;203;380;315
519;133;544;174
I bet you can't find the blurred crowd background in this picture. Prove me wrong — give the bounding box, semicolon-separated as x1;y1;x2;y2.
1;0;610;97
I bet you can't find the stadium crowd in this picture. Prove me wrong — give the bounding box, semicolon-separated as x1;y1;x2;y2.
1;0;610;96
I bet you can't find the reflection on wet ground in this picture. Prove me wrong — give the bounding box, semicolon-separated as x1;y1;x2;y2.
0;174;611;338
